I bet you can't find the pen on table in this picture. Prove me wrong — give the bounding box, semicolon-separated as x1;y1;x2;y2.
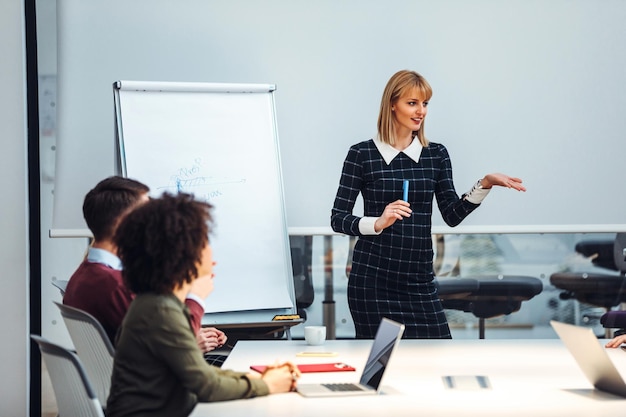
403;180;409;201
296;351;338;357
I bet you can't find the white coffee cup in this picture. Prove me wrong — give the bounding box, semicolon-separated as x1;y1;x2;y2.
304;326;326;346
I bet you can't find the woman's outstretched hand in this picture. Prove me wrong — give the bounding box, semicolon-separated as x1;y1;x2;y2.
373;173;525;233
480;173;526;192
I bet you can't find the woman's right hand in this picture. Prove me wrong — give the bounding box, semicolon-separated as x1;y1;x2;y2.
260;362;301;393
374;200;411;233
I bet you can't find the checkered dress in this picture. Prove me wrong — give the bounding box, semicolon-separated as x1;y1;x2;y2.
331;139;479;339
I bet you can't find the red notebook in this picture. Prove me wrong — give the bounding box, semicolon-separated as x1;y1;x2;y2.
250;362;355;374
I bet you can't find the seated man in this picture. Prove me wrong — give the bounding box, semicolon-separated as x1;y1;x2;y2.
63;176;227;362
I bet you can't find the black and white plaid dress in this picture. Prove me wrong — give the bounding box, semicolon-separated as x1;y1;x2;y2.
331;139;479;339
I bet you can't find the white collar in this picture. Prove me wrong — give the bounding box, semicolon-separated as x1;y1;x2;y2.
373;136;423;165
87;247;123;270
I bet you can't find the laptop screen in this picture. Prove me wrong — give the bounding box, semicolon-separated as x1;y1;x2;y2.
359;318;405;389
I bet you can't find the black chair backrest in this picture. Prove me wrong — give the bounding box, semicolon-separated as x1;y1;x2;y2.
614;233;626;274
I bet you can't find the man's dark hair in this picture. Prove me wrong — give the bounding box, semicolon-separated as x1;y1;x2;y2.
114;192;214;295
82;176;150;241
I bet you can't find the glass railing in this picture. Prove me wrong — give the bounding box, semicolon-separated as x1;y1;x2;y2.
288;232;622;339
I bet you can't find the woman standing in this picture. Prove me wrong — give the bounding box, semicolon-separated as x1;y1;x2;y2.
331;70;525;339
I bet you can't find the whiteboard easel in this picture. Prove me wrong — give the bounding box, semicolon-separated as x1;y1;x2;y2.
113;80;297;326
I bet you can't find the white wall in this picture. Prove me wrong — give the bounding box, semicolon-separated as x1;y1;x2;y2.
0;0;29;415
52;0;626;235
36;0;87;352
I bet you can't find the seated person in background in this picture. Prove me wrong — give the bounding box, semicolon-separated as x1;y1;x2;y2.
63;176;226;360
605;333;626;348
106;192;300;417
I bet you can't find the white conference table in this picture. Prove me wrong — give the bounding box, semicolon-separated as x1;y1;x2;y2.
190;338;626;417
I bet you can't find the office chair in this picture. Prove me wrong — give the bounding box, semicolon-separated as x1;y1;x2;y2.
430;234;543;338
601;310;626;337
550;233;626;337
54;302;114;409
435;277;480;301
31;335;105;417
599;233;626;337
439;275;543;339
51;279;69;297
291;244;314;320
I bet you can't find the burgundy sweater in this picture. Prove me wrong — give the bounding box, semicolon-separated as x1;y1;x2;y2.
63;260;203;344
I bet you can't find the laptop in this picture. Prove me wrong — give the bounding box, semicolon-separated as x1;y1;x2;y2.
296;318;405;397
550;320;626;397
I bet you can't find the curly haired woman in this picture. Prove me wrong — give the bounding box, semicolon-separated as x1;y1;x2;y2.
106;192;299;417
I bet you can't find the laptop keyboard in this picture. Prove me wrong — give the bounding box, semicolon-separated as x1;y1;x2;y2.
322;383;365;392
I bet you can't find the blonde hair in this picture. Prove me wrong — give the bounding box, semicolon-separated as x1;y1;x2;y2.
377;70;432;147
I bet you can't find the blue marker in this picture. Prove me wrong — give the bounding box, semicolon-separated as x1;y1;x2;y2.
403;180;409;201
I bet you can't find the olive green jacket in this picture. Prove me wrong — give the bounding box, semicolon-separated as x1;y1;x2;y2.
106;293;269;417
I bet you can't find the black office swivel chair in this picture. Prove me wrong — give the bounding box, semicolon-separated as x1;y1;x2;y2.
291;246;314;320
601;310;626;337
436;277;480;301
597;233;626;337
550;233;626;337
438;275;543;339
